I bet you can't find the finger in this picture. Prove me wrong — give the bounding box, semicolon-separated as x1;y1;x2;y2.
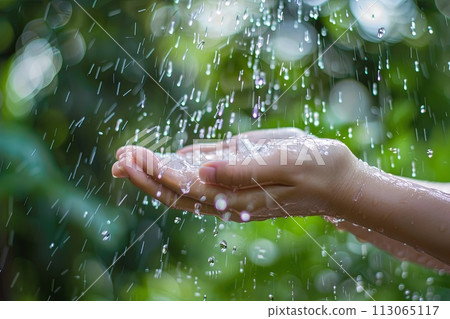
132;147;293;217
120;151;287;222
198;153;291;188
119;154;221;214
132;147;238;202
236;127;307;140
176;142;225;155
112;161;128;178
116;145;136;160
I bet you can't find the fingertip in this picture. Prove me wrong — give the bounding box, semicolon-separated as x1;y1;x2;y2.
199;166;216;183
199;160;231;184
116;145;134;160
112;161;128;178
133;147;158;176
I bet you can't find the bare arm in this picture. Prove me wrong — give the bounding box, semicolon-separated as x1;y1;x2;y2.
326;217;450;272
337;161;450;265
402;177;450;194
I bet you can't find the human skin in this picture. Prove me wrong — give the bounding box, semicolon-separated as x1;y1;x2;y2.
111;128;450;269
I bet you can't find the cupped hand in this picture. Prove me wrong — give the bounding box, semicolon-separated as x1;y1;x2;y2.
112;128;358;222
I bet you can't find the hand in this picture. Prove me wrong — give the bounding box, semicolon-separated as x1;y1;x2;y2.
112;128;358;222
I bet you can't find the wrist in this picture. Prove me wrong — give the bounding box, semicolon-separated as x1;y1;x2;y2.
329;153;369;219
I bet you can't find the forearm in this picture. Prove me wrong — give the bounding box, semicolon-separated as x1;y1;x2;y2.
402;177;450;194
338;160;450;265
334;220;450;272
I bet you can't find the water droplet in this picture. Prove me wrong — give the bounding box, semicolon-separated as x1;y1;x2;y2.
200;196;206;202
49;242;54;249
214;194;227;211
174;217;181;224
268;294;274;301
194;203;202;215
411;18;417;36
356;283;364;293
220;240;227;252
255;71;266;88
152;198;161;209
377;27;385;38
162;244;168;254
101;230;111;241
240;211;250;222
427;149;433;158
115;118;123;131
420;105;426;113
197;40;205;50
426;277;434;285
180;181;191;194
168;20;175;35
208;256;215;266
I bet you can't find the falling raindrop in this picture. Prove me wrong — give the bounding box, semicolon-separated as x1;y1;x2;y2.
197;40;205;50
420;105;426;113
220;240;227;252
194;202;202;215
115;118;123;131
411;18;416;36
101;230;111;241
